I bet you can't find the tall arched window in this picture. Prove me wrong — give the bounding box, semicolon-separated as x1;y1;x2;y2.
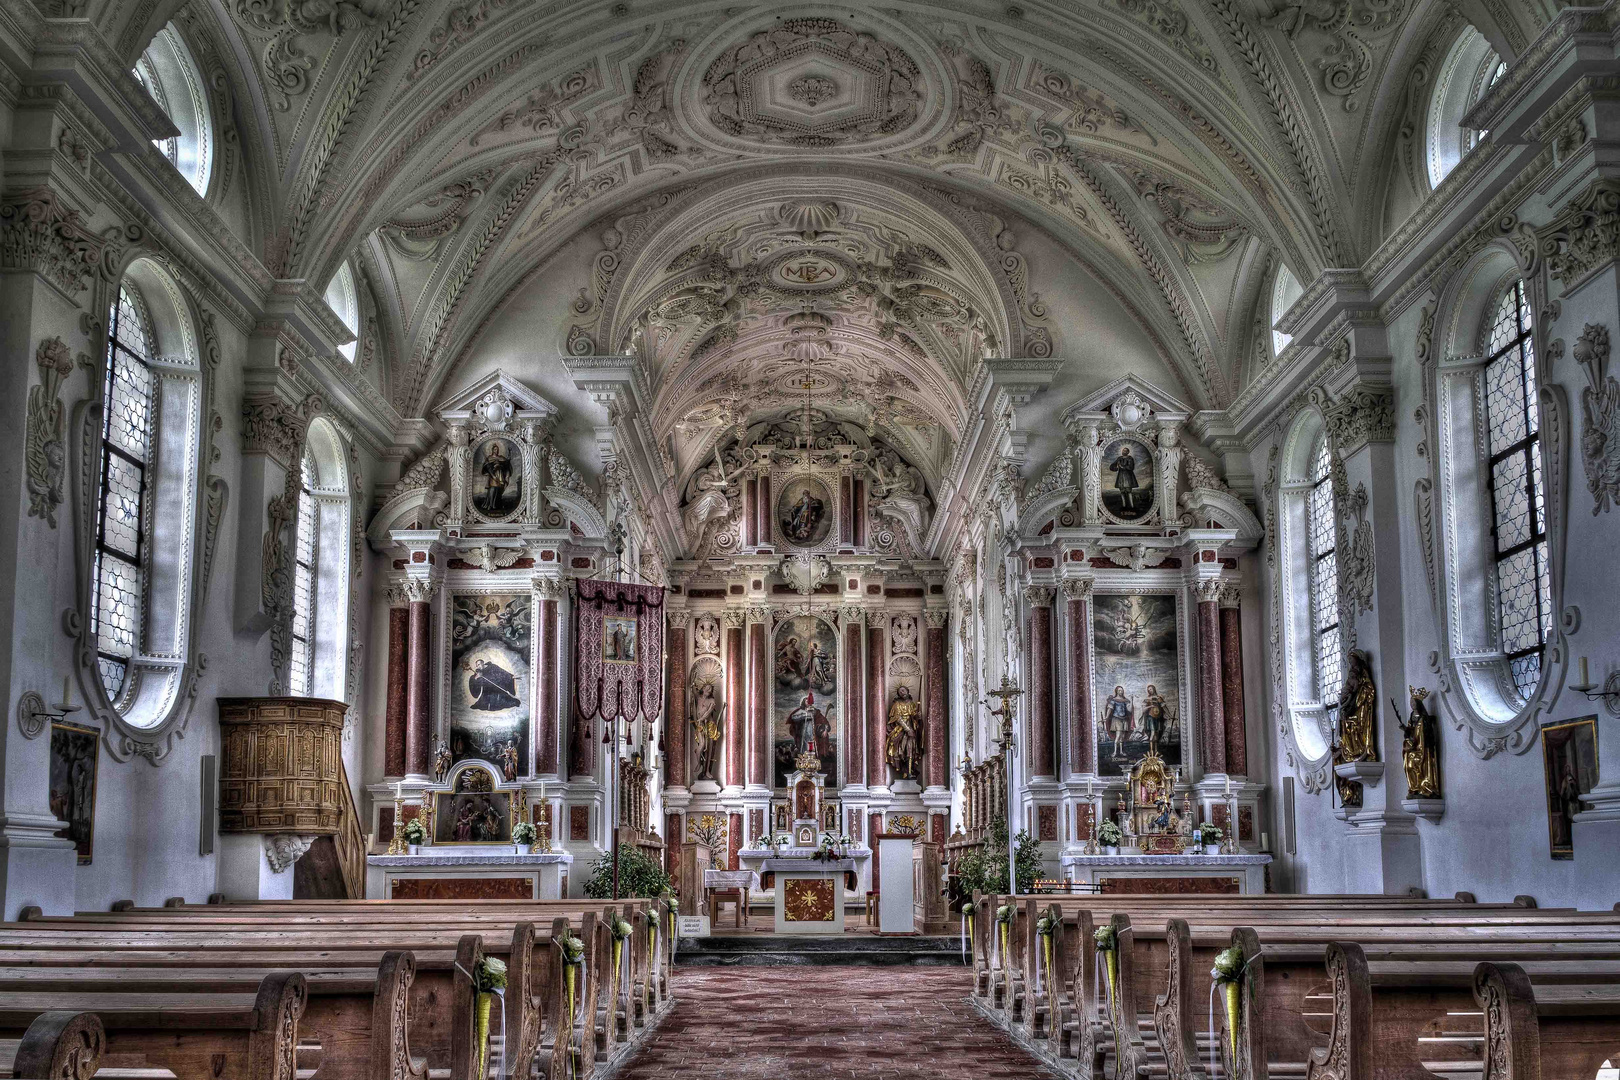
1427;26;1503;188
1305;435;1341;705
133;24;213;196
92;286;157;701
1271;265;1303;356
324;263;359;361
1482;281;1551;698
290;449;318;696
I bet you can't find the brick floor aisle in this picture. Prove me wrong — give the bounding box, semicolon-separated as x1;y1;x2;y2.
615;966;1064;1080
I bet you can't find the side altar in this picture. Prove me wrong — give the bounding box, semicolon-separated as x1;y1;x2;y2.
365;762;574;900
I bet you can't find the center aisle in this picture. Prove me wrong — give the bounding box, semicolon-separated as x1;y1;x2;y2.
613;966;1064;1079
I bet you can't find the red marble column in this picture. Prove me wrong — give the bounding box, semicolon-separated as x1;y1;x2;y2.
1220;589;1247;776
1025;586;1056;779
1065;580;1094;775
866;618;886;788
666;811;682;876
744;479;757;547
724;615;745;788
924;612;948;790
853;479;866;547
1196;582;1227;774
843;615;864;785
535;586;560;776
839;473;854;544
666;616;688;789
384;596;407;778
727;811;743;871
405;581;435;777
748;614;769;788
869;812;883;892
758;475;771;545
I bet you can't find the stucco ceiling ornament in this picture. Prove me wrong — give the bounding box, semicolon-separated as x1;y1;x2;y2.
699;19;926;149
1110;390;1153;432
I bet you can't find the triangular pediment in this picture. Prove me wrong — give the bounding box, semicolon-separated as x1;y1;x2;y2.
435;369;558;423
1061;375;1191;428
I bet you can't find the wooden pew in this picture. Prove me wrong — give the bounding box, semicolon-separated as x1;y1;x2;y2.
0;971;304;1080
1474;960;1620;1080
1;1011;104;1079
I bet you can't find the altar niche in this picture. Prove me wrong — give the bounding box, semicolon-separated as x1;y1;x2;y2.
773;614;838;788
448;592;532;778
1092;592;1185;777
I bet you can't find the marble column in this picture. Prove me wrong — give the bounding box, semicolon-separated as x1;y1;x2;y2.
723;611;746;789
1025;585;1056;780
666;811;682;875
841;607;865;786
923;610;949;791
747;608;770;788
866;614;886;789
404;577;437;778
758;475;772;545
384;583;408;778
1219;586;1247;776
1195;579;1226;775
534;578;563;777
666;610;690;791
744;479;757;547
727;811;743;871
1063;579;1095;775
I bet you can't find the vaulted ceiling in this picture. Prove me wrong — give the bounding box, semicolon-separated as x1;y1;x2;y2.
102;0;1551;495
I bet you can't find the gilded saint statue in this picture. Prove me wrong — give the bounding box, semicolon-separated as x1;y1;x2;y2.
884;684;924;781
690;680;722;782
1396;686;1442;799
1332;650;1378;807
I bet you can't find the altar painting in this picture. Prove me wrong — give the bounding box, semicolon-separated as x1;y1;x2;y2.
1100;435;1155;522
433;791;513;844
777;477;833;548
1093;593;1181;776
470;436;522;520
450;593;531;776
773;615;838;787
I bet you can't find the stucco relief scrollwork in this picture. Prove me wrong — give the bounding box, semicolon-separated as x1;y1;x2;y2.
1538;179;1620;291
1573;322;1620;514
26;337;74;528
1111;0;1219;74
0;189;127;298
1340;481;1375;615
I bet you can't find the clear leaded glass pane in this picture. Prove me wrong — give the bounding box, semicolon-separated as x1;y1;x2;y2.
1304;434;1341;705
94;552;140;661
1311;551;1338;633
105;354;154;461
1496;547;1543;655
1490;453;1531;553
1509;653;1541;701
1485;352;1527;455
290;455;316;697
1316;626;1342;704
101;453;145;559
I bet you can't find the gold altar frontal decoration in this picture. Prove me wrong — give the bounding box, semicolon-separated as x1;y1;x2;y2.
783;878;836;922
1125;751;1194;853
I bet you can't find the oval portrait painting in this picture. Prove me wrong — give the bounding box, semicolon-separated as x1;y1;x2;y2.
777;477;833;548
1100;435;1155;522
471;436;522;521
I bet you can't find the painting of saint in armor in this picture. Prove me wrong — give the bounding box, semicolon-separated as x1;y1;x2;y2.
777;477;833;547
773;615;838;787
471;437;522;520
1093;593;1181;776
450;593;530;776
1542;716;1598;859
1100;435;1155;521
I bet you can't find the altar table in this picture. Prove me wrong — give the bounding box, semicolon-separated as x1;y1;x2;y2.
366;850;573;900
761;858;857;934
1056;853;1271;894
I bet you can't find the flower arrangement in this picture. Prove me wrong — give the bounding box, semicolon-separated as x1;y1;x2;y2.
811;834;840;862
472;956;508;1079
995;904;1015;971
1097;820;1124;848
1093;924;1117;952
1035;913;1056;992
1211;944;1247;1062
1199;823;1223;848
512;821;537;849
608;913;634;999
401;817;427;846
555;933;585;1068
1094;924;1120;1011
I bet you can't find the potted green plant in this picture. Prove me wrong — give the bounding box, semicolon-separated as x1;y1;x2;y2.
401;817;426;855
1097;820;1124;855
1199;823;1223;855
512;820;537;854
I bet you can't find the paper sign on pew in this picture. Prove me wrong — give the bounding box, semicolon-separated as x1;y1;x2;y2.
677;915;710;938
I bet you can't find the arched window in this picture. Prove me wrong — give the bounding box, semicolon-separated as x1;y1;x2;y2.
1305;435;1342;705
92;286;157;701
81;260;208;748
290;450;318;696
1271;265;1303;356
133;24;213;196
1481;281;1551;698
324;263;359;361
1426;26;1503;188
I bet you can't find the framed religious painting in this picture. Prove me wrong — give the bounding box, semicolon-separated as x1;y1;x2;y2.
603;615;638;664
773;613;838;787
449;592;532;778
1091;592;1183;776
49;720;99;864
776;476;834;548
1541;716;1598;859
1099;433;1156;523
469;434;523;522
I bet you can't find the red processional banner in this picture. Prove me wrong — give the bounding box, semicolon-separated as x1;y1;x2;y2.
573;578;665;723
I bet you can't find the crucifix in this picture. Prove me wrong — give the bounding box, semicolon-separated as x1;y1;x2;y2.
982;675;1025;892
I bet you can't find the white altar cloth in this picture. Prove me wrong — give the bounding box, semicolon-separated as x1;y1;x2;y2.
1057;853;1271;894
366;849;573;899
756;858;857;934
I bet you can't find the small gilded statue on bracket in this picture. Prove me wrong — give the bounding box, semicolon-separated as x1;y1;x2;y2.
1395;686;1442;799
884;685;924;781
1332;649;1378;808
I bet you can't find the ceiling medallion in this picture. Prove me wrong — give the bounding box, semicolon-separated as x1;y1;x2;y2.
701;18;924;148
764;249;855;293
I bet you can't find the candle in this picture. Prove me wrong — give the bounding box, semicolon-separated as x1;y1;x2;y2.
394;781;403;801
1261;831;1270;851
61;677;70;706
1224;776;1232;798
1580;656;1591;687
